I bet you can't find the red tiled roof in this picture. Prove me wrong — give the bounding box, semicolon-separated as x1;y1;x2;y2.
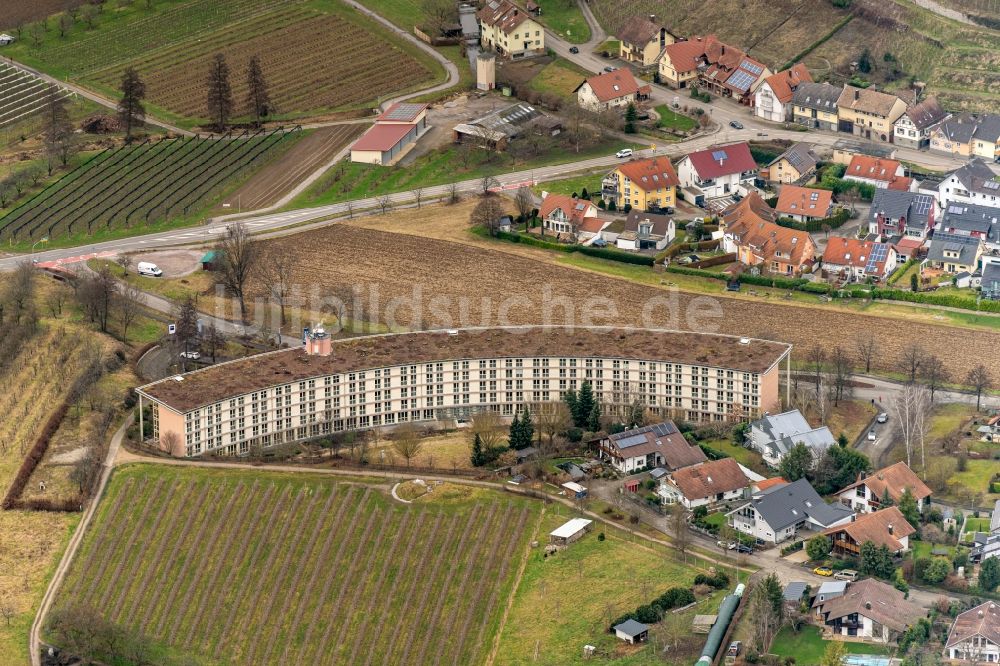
887;176;913;191
351;122;414;152
947;602;1000;649
823;506;915;552
670;458;749;500
617;157;679;192
721;191;778;228
581;69;646;103
822;237;894;276
686;142;756;179
539;193;598;224
845;155;903;183
726;201;816;268
662;35;713;73
762;64;812;103
839;462;932;503
478;0;532;32
755;477;787;492
775;185;832;218
579;217;606;233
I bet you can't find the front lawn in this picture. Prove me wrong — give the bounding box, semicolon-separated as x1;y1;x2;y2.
701;438;769;476
532;0;591;44
945;459;1000;504
770;626;891;663
655;105;698;132
532;174;604;199
530;61;589;98
964;517;992;533
703;512;726;529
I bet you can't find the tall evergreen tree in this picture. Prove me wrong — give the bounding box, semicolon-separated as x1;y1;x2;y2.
587;401;601;432
563;389;578;425
470;433;486;466
206;53;234;132
117;66;146;142
520;407;534;447
245;54;271;128
508;413;522;449
624;102;638;134
576;382;595;428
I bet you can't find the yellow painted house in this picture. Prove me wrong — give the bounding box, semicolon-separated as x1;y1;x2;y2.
616;16;675;67
836;85;907;144
603;157;679;211
478;0;544;59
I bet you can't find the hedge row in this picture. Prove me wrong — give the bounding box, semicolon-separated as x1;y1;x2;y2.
609;587;697;630
694;570;731;589
775;209;851;233
690;253;737;269
663;265;1000;313
657;238;720;262
493;230;655;266
887;258;917;286
1;402;71;509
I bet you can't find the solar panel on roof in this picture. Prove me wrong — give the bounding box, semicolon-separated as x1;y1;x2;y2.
727;70;755;92
741;61;764;76
914;197;932;215
986;181;1000;190
711;150;728;160
948;204;965;215
616;434;648;449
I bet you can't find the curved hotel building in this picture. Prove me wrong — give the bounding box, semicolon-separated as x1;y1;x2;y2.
136;327;792;457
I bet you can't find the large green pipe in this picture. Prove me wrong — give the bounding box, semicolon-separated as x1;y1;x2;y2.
695;583;745;666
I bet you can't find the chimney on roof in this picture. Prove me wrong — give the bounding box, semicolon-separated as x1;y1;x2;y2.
306;325;332;356
888;523;894;535
854;89;860;101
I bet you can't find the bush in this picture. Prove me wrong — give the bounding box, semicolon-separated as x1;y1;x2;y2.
598;531;605;541
775;208;851;233
490;229;654;266
609;587;695;631
566;427;583;443
694;571;730;589
698;442;729;460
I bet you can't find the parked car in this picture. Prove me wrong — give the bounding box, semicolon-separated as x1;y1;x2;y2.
735;543;753;554
729;120;743;129
877;412;888;423
591;238;607;247
180;350;201;360
834;569;858;582
615;148;633;158
813;566;834;577
569;46;579;54
728;641;742;657
726;280;741;292
137;261;162;277
603;66;616;73
867;430;877;441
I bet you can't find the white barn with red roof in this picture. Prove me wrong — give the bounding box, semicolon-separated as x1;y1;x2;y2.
350;103;428;165
676;142;757;200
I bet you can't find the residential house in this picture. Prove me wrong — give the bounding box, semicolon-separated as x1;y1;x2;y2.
836;462;933;514
813;578;925;643
971;533;1000;564
726;477;854;544
453;101;543;150
944;601;1000;662
659;457;749;509
538;193;600;237
982;263;1000;300
657;35;770;104
658;36;710;89
720;191;777;229
766;142;819;185
775;185;833;223
676;142;757;200
617;210;675;251
939;202;1000;252
893;97;948;149
349;102;429;165
843;155;913;191
831;139;896;166
813;580;848;605
823;506;916;556
722;202;817;276
597;421;707;474
836;85;908;143
791;82;841;132
478;0;545;58
924;232;984;275
755;64;812;123
938;158;1000;209
616;15;676;67
822;237;897;282
575;69;651;112
603;156;679;211
867;189;936;243
933;113;1000;160
745;409;835;467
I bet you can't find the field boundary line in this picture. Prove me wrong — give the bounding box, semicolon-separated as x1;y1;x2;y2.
30;412;133;666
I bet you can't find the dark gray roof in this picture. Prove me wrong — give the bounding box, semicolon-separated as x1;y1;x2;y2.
972;114;1000;143
949;158;1000;197
769;142;818;175
902;97;948;131
941;202;1000;243
869;189;935;230
981;263;1000;288
514;446;539;460
791;82;840;112
744;478;853;531
932;113;978;144
926;232;982;265
751;409;836;457
624;210;673;238
610;421;679;447
614;619;650;637
783;581;808;602
832;138;895;160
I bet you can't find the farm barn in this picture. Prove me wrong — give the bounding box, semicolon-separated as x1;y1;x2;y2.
350;103;428;165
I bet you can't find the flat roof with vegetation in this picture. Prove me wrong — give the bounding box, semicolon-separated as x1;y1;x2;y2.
138;327;790;412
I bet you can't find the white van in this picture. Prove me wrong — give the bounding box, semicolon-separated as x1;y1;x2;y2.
137;261;162;277
615;148;633;159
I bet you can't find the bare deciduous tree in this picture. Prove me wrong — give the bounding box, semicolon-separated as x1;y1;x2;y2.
377;194;393;215
479;174;499;197
203;323;225;362
117;281;143;343
245;54;271;128
471;410;504;451
532;402;571;451
921;354;948;403
669;504;690;563
412;186;423;209
469;195;506;237
391;423;423;466
0;599;15;627
115;254;133;276
160;430;181;454
830;345;852;405
856;332;878;374
514;185;534;229
899;344;923;384
966;364;991;411
807;345;826;400
216;222;258;323
446;182;460;205
258;245;294;330
889;383;930;469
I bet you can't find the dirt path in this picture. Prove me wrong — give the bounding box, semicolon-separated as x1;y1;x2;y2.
220;124;365;211
910;0;978;26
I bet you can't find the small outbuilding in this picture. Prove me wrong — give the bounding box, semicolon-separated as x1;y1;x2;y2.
613;619;650;644
562;481;588;499
0;34;16;46
782;581;808;608
549;518;592;545
200;250;219;271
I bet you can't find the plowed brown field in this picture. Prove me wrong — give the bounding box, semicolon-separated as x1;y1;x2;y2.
1;0;88;28
261;224;1000;379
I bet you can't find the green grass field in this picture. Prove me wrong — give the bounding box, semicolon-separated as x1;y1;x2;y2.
530;61;589;98
531;0;591;44
52;464;538;665
770;625;891;663
496;509;729;665
964;517;991;533
655;106;697;132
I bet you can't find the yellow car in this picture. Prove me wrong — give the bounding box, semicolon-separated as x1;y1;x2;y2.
813;566;834;577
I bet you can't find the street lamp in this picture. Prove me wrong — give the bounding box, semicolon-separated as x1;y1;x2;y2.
30;236;49;263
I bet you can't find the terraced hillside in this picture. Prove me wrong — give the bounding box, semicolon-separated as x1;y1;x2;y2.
52;465;537;665
0;63;72;129
4;0;441;125
0;128;298;244
590;0;1000;113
